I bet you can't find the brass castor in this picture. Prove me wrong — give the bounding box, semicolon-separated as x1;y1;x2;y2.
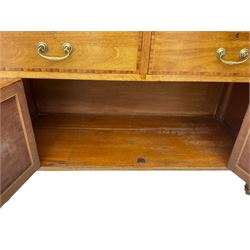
245;184;250;195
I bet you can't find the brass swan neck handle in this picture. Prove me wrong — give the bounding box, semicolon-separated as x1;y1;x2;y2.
37;42;73;61
216;48;249;65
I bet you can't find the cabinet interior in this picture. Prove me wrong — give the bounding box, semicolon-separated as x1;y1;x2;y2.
23;79;249;170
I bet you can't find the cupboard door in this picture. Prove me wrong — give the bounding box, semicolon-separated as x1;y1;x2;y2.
0;79;40;207
228;105;250;193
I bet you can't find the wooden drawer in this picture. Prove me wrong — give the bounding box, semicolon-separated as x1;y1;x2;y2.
0;32;142;75
148;32;250;81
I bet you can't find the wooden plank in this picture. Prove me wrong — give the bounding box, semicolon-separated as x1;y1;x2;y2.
1;71;250;83
146;74;250;83
0;71;142;81
34;114;235;170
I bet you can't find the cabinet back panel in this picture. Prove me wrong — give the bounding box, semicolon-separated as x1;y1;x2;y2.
30;80;223;116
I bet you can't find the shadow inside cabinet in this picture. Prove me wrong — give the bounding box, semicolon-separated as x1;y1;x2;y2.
23;79;249;170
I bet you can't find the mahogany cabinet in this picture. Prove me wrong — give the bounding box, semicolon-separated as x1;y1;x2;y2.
0;32;249;207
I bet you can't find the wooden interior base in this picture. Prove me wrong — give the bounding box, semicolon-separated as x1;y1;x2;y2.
33;113;235;170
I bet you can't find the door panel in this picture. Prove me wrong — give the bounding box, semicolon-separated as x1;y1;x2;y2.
238;136;250;173
228;105;250;186
0;79;40;207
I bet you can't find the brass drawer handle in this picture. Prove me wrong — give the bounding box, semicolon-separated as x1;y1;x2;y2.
216;48;249;65
37;42;73;61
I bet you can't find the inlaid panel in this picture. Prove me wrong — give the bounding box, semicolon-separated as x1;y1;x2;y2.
0;79;39;207
0;96;31;193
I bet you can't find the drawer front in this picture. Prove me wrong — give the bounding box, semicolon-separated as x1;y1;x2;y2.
0;32;142;74
148;32;250;78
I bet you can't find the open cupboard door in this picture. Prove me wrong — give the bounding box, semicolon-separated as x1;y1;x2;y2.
228;105;250;194
0;79;40;207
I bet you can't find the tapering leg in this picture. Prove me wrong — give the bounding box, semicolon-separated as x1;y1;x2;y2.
245;184;250;195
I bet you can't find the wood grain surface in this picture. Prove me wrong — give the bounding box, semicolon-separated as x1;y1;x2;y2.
0;96;31;193
1;32;249;82
34;113;235;170
224;83;249;135
0;80;40;207
30;79;224;116
228;106;250;185
0;32;142;73
148;32;250;79
0;78;20;89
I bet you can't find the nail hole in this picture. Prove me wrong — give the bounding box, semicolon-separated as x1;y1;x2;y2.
236;32;240;39
137;157;146;164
